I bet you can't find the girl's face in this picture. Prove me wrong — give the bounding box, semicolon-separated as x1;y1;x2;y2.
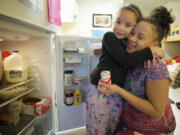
126;21;158;53
113;9;137;39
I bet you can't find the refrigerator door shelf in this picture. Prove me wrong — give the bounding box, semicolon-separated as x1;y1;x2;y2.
64;55;82;64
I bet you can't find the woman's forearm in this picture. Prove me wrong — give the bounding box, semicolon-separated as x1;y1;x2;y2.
115;87;163;118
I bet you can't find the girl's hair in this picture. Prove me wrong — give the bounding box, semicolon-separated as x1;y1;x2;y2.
121;4;143;22
143;6;175;41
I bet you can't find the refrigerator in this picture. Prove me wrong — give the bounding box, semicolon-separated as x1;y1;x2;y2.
0;1;102;135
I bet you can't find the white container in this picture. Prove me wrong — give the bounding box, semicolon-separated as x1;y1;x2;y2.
3;51;28;83
101;71;111;90
101;71;111;84
64;69;73;86
0;51;2;81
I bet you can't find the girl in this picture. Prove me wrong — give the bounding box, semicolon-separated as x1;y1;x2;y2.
98;6;176;135
86;4;164;135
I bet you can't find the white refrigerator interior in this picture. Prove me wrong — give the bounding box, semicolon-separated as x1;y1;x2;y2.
0;14;102;134
0;15;57;135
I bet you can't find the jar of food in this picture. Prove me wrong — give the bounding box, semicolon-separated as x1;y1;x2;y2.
64;90;74;106
64;70;73;86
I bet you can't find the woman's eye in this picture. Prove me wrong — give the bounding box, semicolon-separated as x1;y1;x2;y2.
138;35;144;40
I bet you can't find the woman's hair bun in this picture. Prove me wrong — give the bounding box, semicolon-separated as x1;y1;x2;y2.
150;6;175;39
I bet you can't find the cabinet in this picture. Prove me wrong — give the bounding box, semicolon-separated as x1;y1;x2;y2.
61;0;79;22
162;25;180;60
163;25;180;135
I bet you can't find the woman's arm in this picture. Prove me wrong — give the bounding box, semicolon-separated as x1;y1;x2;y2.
103;32;164;68
98;79;169;118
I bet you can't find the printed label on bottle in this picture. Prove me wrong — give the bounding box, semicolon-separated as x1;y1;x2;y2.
9;70;23;78
66;97;74;105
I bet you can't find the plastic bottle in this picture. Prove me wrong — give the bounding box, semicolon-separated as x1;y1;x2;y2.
0;51;2;81
73;88;82;105
1;51;11;84
3;51;28;83
64;69;73;86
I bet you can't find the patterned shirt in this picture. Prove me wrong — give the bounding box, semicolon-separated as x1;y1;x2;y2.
122;61;176;134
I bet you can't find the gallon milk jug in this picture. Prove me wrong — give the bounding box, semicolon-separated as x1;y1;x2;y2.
0;51;2;81
3;51;28;83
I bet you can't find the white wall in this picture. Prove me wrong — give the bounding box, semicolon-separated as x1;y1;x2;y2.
165;1;180;26
124;0;180;26
60;0;180;36
77;0;124;37
60;0;124;36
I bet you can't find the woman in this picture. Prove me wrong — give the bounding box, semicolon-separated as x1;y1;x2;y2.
86;4;164;135
98;6;176;135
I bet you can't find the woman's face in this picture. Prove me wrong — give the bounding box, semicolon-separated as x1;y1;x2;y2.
113;9;137;39
126;21;158;53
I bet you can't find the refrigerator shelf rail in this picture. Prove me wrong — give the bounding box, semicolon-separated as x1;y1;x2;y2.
0;114;36;135
0;88;36;108
0;78;35;93
0;112;49;135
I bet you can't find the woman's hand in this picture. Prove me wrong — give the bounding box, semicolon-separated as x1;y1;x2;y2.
98;80;119;94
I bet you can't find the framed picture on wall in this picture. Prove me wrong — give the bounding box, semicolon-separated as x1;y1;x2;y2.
92;14;112;28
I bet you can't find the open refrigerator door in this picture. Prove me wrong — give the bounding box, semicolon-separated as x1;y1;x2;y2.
55;35;101;133
0;15;58;135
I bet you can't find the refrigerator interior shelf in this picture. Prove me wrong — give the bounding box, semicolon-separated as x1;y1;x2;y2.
0;88;36;108
0;114;36;135
0;78;35;93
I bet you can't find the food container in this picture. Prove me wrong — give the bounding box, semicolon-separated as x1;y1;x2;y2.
64;70;73;86
22;97;52;116
72;77;86;85
64;55;82;63
0;86;28;101
64;90;74;106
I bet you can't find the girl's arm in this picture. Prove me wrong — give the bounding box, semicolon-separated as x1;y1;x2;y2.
98;79;169;118
103;32;163;68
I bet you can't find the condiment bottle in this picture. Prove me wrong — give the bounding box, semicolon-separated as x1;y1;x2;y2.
73;88;82;105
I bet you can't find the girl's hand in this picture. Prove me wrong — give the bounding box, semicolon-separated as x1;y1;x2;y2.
98;80;119;94
144;54;161;68
149;46;165;59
